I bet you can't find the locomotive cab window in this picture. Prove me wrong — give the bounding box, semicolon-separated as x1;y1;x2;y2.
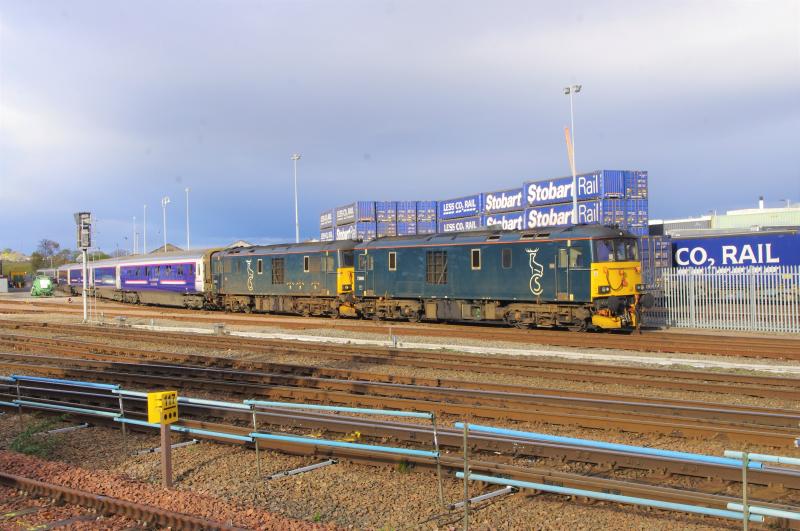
257;259;263;274
569;248;585;268
471;249;481;270
303;256;310;273
502;248;512;269
388;252;397;271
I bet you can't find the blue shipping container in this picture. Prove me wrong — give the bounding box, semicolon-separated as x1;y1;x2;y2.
438;215;483;233
483;211;525;231
320;209;334;229
375;201;397;223
624;170;649;199
625;199;649;226
335;201;375;226
416;220;437;234
335;222;376;241
671;231;800;268
524;199;628;230
397;221;417;235
396;201;417;223
320;228;334;242
482;187;524;214
525;170;625;207
416;201;438;222
376;221;397;237
438;194;483;220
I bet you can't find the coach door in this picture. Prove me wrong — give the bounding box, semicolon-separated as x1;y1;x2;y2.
555;247;571;301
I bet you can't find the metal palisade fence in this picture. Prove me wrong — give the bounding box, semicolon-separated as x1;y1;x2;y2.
645;266;800;333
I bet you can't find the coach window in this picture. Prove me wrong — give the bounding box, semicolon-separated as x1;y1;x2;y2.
303;256;310;273
257;259;263;274
502;248;512;269
388;252;397;271
471;249;481;270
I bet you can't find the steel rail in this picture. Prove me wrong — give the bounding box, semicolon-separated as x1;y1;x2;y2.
2;320;800;399
2;301;798;357
1;356;798;447
0;472;247;530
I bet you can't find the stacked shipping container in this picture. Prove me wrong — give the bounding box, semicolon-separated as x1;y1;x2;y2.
318;169;648;241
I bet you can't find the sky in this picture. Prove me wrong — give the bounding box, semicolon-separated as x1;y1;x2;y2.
0;0;798;254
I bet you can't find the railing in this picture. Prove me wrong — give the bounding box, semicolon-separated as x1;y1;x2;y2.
644;266;800;333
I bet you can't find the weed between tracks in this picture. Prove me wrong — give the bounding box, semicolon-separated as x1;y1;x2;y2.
10;414;63;457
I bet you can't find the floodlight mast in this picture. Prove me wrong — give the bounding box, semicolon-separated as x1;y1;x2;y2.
564;84;582;224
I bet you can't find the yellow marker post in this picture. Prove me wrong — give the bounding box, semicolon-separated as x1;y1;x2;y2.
147;391;178;488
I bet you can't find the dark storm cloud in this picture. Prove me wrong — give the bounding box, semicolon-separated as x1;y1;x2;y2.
1;0;798;252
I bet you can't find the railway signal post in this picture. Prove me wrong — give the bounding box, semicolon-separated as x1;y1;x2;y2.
74;212;92;323
147;390;179;488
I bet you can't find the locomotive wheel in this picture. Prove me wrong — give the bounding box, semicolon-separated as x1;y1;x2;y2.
566;320;588;332
407;311;421;323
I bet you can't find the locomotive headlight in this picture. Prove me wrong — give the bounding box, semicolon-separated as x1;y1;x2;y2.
636;284;646;292
598;285;611;294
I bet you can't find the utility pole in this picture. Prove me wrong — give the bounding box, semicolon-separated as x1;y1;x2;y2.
564;84;582;224
291;153;301;243
143;205;147;254
161;196;170;252
133;216;137;254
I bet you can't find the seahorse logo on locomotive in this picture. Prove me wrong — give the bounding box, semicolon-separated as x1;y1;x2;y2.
245;259;254;292
525;248;544;296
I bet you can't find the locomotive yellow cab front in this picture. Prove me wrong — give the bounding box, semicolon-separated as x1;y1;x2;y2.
590;238;647;329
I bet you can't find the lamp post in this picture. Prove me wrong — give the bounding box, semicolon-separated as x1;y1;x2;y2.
143;205;147;254
291;153;301;243
185;187;190;251
564;84;582;224
161;196;170;252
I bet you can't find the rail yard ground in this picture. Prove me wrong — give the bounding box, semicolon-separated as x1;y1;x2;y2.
2;292;800;529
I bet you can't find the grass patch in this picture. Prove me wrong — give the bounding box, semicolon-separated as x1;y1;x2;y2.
396;460;414;474
10;416;61;457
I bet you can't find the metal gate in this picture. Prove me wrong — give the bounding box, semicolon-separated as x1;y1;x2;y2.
645;266;800;333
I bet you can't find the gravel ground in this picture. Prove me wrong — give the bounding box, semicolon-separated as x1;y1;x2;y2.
0;414;737;530
0;482;140;529
0;445;333;530
1;309;796;528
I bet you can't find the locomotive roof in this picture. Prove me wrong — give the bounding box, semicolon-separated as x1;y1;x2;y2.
357;224;635;249
216;240;356;257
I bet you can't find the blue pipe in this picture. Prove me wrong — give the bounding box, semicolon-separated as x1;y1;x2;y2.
457;472;763;522
114;417;254;442
245;400;433;419
455;423;763;470
14;399;120;418
728;503;800;520
250;432;438;458
0;400;19;408
180;397;251;411
11;375;119;391
113;390;147;397
724;450;800;467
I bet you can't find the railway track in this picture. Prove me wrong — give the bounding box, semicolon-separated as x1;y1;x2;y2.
1;338;799;446
2;298;799;358
3;319;800;403
0;472;238;530
3;376;800;528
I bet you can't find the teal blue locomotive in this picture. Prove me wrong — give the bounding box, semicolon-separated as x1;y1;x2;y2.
209;224;648;330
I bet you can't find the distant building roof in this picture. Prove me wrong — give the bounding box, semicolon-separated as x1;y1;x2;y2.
148;243;183;253
226;240;254;248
